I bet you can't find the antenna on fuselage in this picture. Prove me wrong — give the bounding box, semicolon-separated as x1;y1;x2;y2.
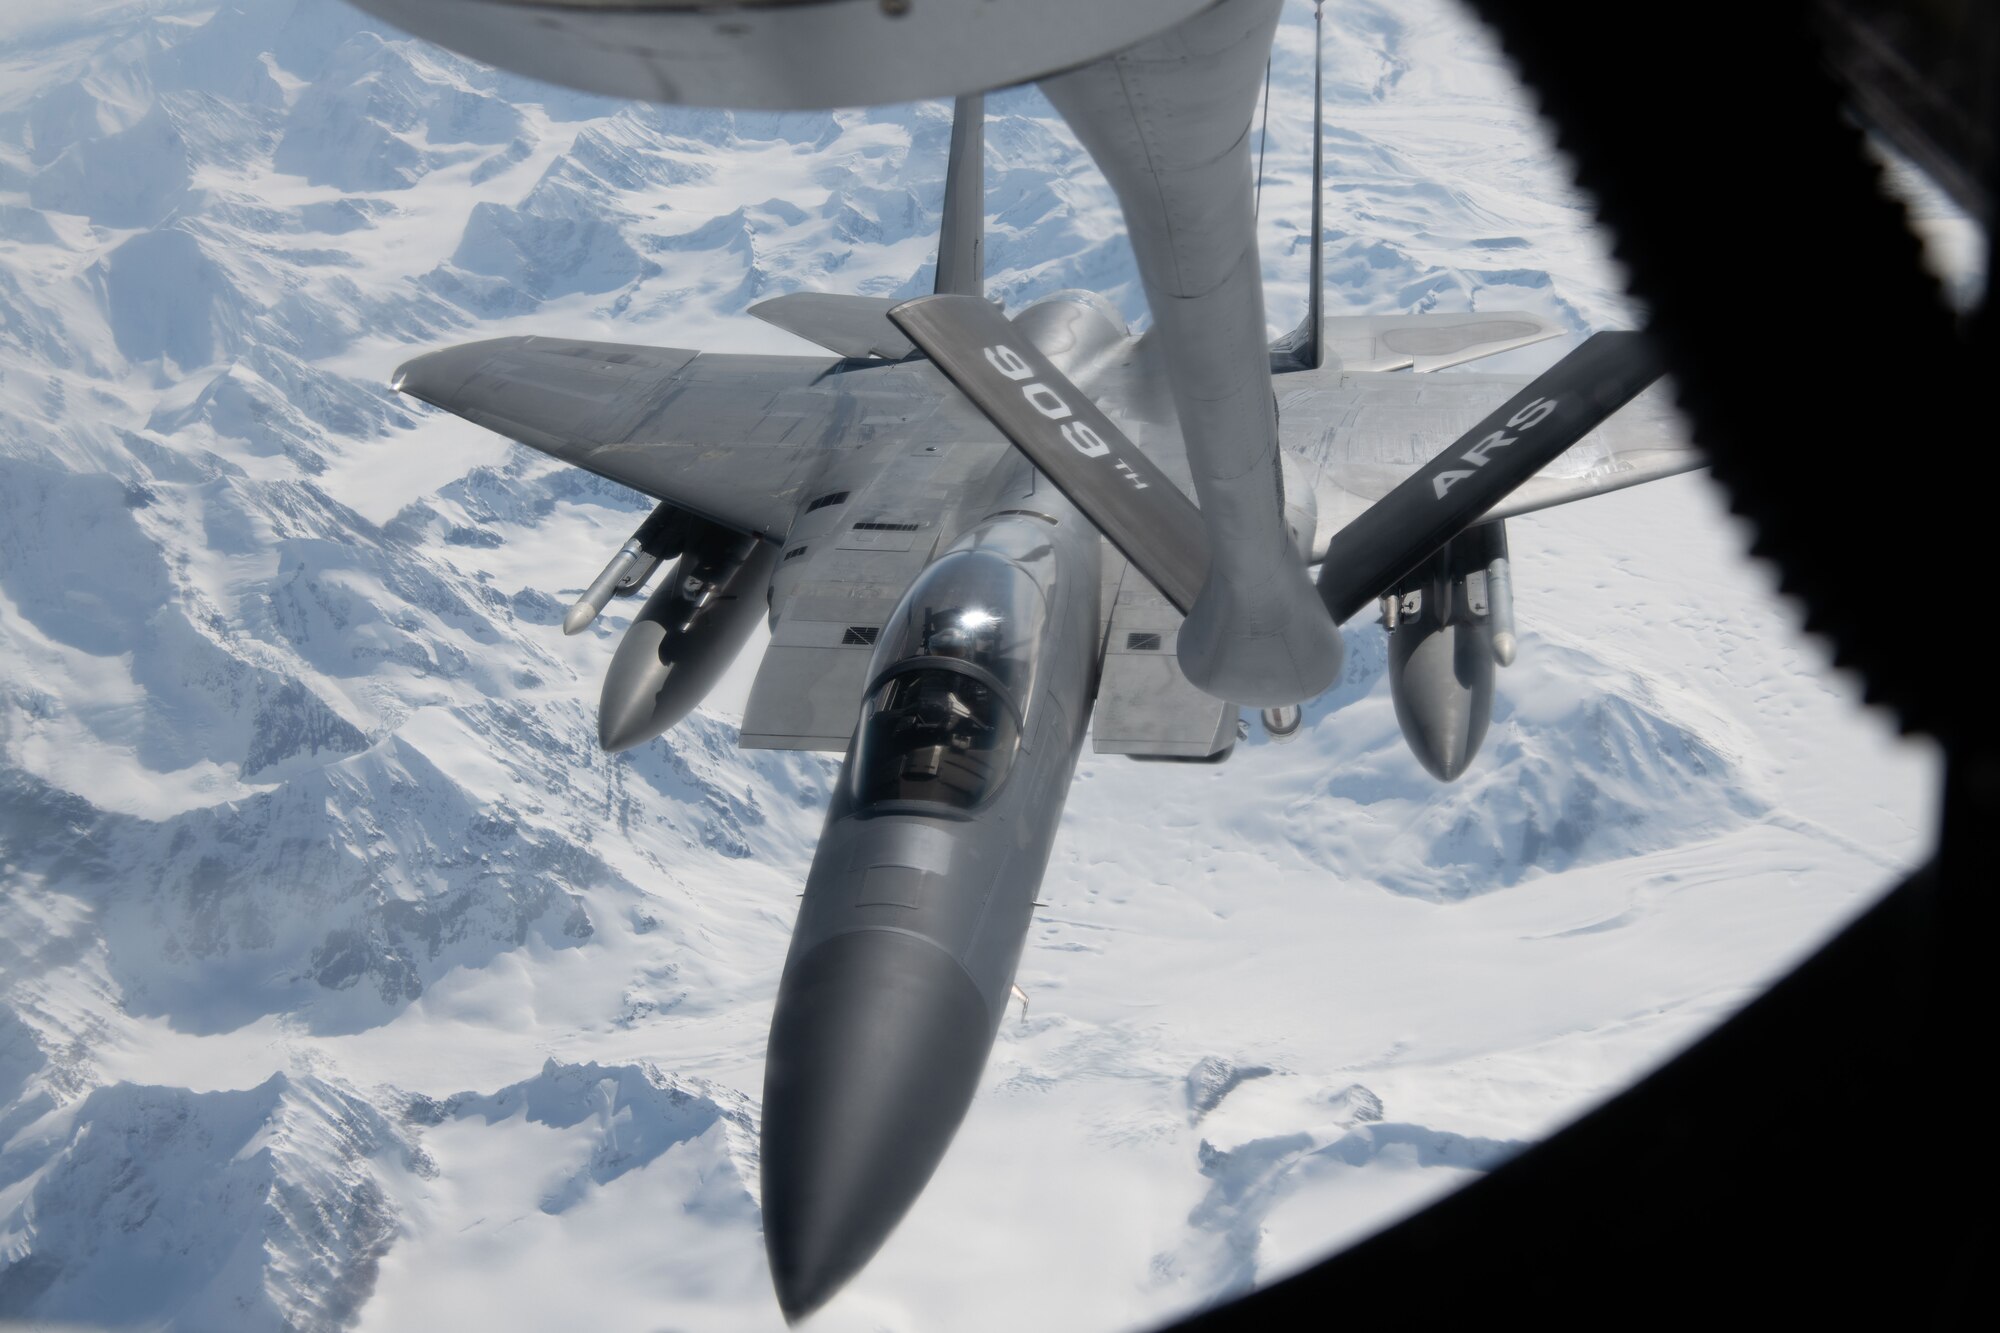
1270;1;1326;373
935;94;985;298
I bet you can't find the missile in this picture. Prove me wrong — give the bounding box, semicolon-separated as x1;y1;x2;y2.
598;526;778;752
1469;520;1516;667
561;504;690;636
613;553;660;598
1446;519;1516;667
1485;553;1517;667
563;542;647;635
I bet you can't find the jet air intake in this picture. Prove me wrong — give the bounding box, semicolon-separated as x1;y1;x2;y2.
598;520;777;753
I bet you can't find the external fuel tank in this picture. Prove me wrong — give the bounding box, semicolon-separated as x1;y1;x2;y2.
597;523;778;753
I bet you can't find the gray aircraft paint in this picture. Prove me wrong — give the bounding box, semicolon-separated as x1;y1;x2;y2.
389;320;1695;758
934;94;985;300
1040;0;1345;710
763;444;1104;1314
743;293;916;362
890;293;1211;615
597;530;778;753
343;0;1212;111
379;18;1703;1317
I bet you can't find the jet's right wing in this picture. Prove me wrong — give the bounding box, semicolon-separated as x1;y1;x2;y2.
1279;360;1701;548
1307;332;1670;622
1319;311;1565;373
393;334;968;540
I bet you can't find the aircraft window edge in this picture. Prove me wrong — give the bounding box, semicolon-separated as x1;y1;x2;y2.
851;663;1025;813
862;656;1026;733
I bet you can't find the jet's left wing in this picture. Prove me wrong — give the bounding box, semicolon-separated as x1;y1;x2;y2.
393;335;963;539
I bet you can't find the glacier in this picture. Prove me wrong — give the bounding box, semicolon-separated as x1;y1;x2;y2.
0;1;1942;1330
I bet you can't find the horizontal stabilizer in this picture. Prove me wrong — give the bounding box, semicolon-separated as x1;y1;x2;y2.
889;293;1208;614
748;292;916;361
1324;311;1562;372
1316;330;1666;623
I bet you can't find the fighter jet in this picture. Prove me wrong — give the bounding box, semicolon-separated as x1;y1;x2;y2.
369;0;1698;1316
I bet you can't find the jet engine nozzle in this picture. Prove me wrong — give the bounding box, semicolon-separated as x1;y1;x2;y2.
597;524;777;752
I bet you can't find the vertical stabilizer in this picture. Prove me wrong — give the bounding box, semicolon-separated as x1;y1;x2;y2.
934;95;985;297
1270;3;1325;373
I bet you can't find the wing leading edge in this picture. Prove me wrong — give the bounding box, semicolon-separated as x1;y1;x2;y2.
392;335;963;540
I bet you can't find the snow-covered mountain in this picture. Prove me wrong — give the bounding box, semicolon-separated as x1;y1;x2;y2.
0;2;1940;1330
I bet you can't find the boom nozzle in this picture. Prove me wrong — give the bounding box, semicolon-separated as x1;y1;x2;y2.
1260;704;1304;742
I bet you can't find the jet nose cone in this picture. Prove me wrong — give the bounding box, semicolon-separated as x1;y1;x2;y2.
761;930;994;1320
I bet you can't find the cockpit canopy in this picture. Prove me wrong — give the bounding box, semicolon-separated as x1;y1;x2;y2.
868;549;1047;705
851;549;1048;811
854;668;1022;810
